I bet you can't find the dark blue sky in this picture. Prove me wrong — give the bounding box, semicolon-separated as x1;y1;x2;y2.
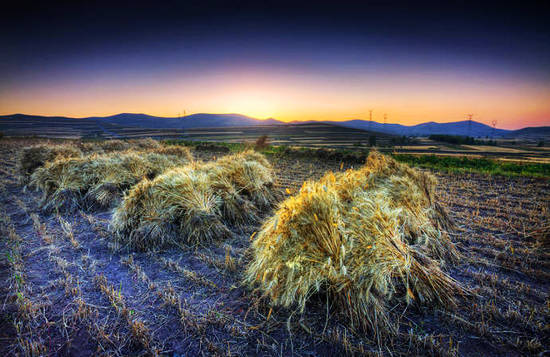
4;1;549;71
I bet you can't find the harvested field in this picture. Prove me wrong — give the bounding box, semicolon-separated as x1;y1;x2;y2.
0;138;548;356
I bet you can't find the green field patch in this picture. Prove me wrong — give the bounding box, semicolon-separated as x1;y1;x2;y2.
393;154;550;178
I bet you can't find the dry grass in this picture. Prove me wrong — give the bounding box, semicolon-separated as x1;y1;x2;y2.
127;137;161;150
76;138;161;154
17;144;82;184
77;139;129;153
111;150;278;250
18;138;180;187
246;151;463;339
28;147;192;213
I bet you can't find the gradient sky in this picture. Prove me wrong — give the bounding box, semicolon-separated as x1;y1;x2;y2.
1;1;549;129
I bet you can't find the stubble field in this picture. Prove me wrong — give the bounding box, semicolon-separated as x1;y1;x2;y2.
0;138;548;356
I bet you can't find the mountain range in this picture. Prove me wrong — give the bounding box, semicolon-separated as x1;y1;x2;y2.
1;113;548;138
325;119;510;137
88;113;282;129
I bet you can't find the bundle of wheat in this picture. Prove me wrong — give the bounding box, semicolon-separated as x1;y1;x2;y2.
76;142;102;154
245;151;462;339
127;137;161;149
210;150;278;209
111;167;230;250
17;144;82;184
30;148;192;213
111;150;277;250
150;146;193;160
206;168;260;225
322;151;457;260
97;139;130;152
78;139;157;154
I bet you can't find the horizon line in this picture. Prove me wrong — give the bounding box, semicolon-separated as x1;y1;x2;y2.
1;112;548;131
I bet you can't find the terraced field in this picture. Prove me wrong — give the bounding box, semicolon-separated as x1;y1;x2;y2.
0;139;548;356
2;116;549;164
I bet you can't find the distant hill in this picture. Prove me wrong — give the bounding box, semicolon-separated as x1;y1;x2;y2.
503;126;550;140
327;119;511;137
1;113;548;139
90;113;283;129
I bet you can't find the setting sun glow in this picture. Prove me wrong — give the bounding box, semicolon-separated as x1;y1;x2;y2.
2;67;549;129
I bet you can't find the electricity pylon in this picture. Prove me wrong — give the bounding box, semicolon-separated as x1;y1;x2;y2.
369;110;373;131
466;113;474;137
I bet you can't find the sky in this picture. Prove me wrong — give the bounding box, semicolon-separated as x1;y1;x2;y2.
1;0;549;129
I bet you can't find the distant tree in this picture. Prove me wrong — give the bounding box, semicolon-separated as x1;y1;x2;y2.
537;140;544;147
0;131;3;140
368;135;377;147
255;135;269;150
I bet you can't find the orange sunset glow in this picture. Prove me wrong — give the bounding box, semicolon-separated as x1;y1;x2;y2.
1;67;549;129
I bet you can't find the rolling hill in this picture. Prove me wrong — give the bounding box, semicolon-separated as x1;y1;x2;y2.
0;113;547;139
503;126;550;139
329;119;510;137
90;113;283;129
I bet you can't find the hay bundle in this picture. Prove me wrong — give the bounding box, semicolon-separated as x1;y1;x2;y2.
111;151;277;250
30;148;192;213
77;142;99;154
97;139;130;152
150;146;193;160
205;169;259;225
111;167;230;250
17;144;82;184
78;139;129;153
245;151;462;338
78;138;161;154
208;150;278;209
127;137;161;149
324;151;457;260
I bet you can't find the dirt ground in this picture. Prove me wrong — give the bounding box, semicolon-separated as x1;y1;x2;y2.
0;139;548;356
